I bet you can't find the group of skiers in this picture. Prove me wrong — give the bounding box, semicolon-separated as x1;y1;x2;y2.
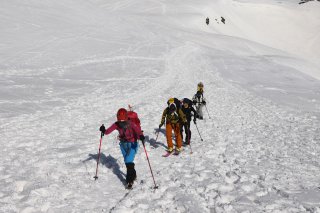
98;82;207;188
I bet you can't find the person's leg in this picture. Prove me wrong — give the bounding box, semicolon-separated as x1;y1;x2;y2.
120;142;138;183
182;123;188;144
174;123;182;149
199;105;204;119
125;162;136;184
196;105;200;118
166;123;173;151
186;122;191;144
180;124;184;142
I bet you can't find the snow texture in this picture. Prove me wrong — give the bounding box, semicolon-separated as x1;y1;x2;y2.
1;0;320;212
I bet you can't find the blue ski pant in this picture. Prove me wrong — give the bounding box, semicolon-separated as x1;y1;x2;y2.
119;141;138;163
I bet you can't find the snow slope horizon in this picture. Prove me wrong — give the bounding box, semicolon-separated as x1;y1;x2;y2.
1;0;320;212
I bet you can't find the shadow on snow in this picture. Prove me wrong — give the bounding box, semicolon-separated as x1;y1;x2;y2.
84;153;126;186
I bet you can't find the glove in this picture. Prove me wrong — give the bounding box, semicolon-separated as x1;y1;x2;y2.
140;135;145;145
202;101;206;105
140;135;145;141
193;119;196;124
99;124;105;136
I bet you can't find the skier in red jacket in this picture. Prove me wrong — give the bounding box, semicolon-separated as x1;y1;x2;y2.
100;108;144;188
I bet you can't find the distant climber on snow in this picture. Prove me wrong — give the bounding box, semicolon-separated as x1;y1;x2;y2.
192;82;206;120
221;16;225;24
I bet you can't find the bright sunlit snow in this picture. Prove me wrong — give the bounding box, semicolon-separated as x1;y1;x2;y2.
1;0;320;212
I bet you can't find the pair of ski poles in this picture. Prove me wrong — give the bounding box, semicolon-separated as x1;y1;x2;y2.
94;126;158;189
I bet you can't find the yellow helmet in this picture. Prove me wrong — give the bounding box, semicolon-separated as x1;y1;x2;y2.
168;98;175;104
197;82;204;92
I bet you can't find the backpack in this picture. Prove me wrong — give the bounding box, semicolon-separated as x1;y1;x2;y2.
116;121;137;141
127;111;141;130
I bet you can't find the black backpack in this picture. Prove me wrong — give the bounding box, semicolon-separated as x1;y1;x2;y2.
182;98;193;106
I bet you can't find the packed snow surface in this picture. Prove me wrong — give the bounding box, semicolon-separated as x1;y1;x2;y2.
1;0;320;212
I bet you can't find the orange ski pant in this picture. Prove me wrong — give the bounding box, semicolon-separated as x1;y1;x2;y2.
165;123;182;149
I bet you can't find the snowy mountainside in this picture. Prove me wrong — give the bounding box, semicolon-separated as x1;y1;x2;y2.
0;0;320;212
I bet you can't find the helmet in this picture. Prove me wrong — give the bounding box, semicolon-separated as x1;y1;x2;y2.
197;82;204;92
183;98;191;103
117;108;128;121
198;82;204;88
168;98;175;104
183;98;192;107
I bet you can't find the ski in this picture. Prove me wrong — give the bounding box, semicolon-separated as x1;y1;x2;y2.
173;150;181;155
162;151;173;157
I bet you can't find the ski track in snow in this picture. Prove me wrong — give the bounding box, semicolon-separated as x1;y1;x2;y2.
1;0;320;212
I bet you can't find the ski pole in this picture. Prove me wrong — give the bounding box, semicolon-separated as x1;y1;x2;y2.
204;104;211;119
195;123;204;141
154;127;161;143
189;142;193;154
94;131;104;180
142;141;158;189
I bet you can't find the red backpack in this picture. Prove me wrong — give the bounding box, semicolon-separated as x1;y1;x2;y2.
127;111;141;130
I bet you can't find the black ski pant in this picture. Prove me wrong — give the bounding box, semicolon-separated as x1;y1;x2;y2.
125;163;136;184
180;122;191;144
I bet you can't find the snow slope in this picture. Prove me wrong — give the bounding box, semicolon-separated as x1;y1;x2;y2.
1;0;320;212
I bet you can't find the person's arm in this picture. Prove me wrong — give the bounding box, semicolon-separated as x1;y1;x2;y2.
202;94;206;104
104;123;118;135
191;107;197;123
160;108;168;127
131;122;143;137
192;95;196;104
191;107;197;117
178;109;187;123
131;122;145;142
